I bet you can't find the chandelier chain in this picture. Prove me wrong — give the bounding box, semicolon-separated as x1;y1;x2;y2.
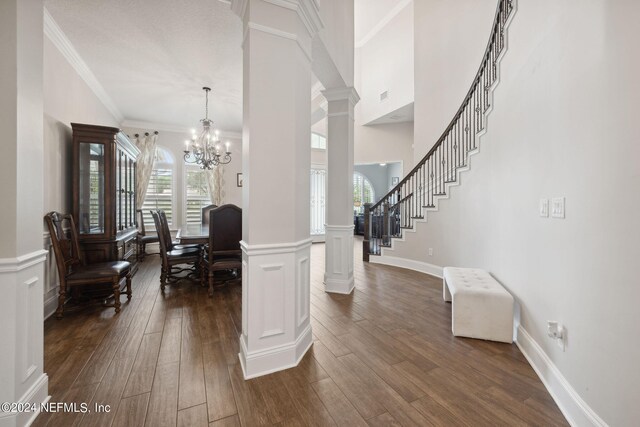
184;86;232;170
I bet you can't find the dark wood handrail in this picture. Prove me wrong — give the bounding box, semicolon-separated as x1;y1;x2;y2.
364;0;515;260
371;0;510;211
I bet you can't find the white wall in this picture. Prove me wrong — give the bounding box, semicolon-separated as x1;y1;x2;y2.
413;0;495;164
354;121;413;171
355;1;414;125
387;1;640;424
43;36;121;319
317;0;355;87
43;37;120;215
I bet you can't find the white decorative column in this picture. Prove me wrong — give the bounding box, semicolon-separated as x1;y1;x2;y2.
231;0;321;379
0;0;49;426
323;87;360;294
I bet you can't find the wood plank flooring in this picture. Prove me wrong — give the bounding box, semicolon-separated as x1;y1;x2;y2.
35;238;568;426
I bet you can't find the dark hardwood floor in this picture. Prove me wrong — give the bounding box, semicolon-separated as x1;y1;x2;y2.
35;239;568;426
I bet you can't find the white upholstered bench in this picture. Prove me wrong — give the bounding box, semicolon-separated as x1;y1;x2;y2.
443;267;514;343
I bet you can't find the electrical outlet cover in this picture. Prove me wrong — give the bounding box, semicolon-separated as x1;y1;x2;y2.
539;198;549;217
551;197;565;219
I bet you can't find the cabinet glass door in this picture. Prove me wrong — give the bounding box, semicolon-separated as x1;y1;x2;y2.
78;142;105;234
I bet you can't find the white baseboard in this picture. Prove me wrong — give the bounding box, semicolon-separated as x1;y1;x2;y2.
0;373;50;427
515;325;608;427
239;324;313;379
369;255;443;279
323;276;355;294
43;288;58;321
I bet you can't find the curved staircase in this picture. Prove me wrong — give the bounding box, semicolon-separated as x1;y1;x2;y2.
363;0;517;261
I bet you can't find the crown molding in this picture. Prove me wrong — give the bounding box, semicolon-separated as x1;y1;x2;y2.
231;0;323;37
43;8;124;123
230;0;248;19
243;22;312;61
322;86;360;106
265;0;323;36
120;119;242;140
311;80;325;100
355;0;412;49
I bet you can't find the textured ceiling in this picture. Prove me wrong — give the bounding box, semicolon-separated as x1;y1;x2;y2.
45;0;243;132
354;0;403;44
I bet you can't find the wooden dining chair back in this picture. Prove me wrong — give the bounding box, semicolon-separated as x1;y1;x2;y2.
136;209;159;261
45;212;132;318
151;210;200;290
156;209;175;251
201;204;218;225
201;204;242;296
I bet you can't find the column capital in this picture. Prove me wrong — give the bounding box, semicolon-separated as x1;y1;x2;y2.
322;86;360;106
231;0;323;37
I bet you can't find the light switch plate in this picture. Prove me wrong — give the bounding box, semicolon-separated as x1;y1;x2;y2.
539;198;549;217
551;197;565;219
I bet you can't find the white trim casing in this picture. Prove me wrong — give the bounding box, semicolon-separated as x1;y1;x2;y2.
239;238;313;379
355;0;412;48
0;250;49;427
120;120;242;139
43;9;124;123
230;0;324;37
516;326;608;427
324;225;355;294
0;250;48;273
243;22;313;62
369;255;443;279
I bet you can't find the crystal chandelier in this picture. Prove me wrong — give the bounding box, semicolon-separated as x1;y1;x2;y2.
183;87;232;170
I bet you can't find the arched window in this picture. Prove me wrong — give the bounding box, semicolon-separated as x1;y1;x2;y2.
353;172;375;214
184;165;212;224
142;146;174;227
311;132;327;149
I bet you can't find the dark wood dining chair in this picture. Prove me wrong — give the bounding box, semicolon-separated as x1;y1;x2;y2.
201;204;218;225
151;210;201;290
136;209;159;261
200;204;242;296
156;209;201;251
44;212;132;318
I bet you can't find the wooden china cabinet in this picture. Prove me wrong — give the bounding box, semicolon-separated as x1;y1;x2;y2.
71;123;140;275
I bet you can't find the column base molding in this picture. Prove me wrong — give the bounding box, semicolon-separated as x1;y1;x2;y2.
0;373;50;427
239;324;313;379
324;225;354;294
239;238;313;379
0;251;48;427
324;276;355;295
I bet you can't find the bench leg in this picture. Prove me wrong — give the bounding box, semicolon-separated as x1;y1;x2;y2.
443;278;452;302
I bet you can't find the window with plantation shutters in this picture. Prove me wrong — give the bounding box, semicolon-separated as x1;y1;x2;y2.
311;132;327;149
142;146;174;228
353;172;375;214
185;167;211;224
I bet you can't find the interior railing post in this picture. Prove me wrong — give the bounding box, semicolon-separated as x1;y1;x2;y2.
383;202;390;246
363;202;371;262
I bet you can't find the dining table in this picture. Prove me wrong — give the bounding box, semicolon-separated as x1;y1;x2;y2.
176;223;209;245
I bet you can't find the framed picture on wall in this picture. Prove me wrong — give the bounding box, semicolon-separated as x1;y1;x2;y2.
237;173;243;187
391;176;400;186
